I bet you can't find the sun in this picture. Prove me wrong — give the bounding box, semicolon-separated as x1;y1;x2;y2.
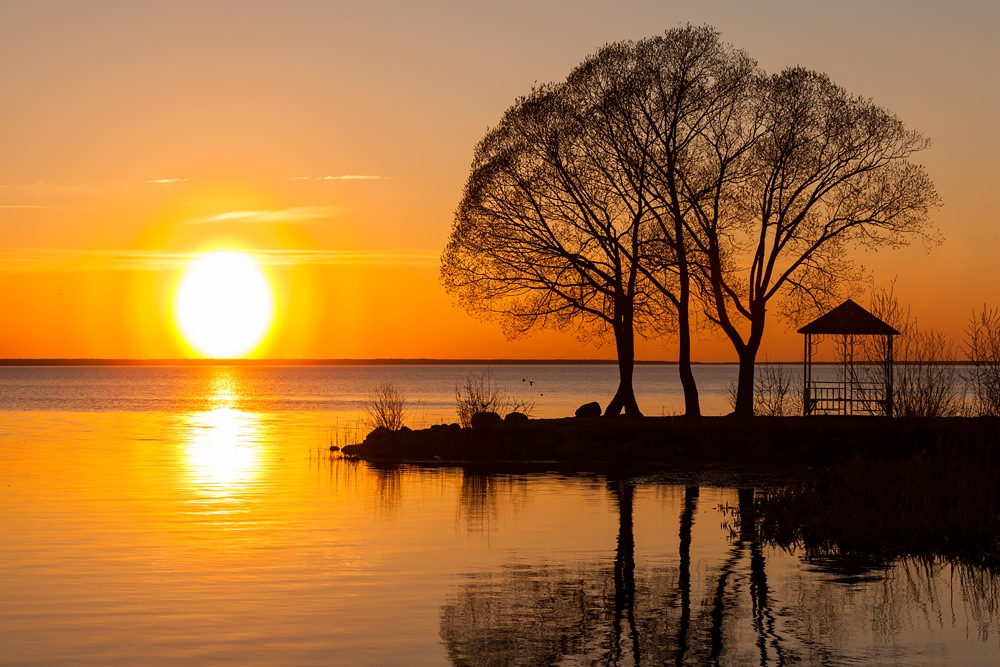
172;251;276;358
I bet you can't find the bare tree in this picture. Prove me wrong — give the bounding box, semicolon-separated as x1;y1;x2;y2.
441;26;757;417
599;26;762;417
441;63;670;416
694;68;941;415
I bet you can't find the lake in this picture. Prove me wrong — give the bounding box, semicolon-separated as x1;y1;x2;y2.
1;365;998;665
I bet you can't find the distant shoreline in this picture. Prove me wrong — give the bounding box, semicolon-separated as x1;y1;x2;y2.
0;358;969;367
0;358;711;366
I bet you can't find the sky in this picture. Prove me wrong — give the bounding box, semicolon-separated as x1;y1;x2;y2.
1;0;997;361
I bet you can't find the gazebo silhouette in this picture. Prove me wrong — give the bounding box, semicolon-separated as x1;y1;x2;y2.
798;299;899;416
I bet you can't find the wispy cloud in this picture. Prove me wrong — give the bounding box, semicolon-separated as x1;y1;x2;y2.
256;249;436;267
290;175;386;181
0;248;438;272
142;178;187;184
184;206;336;225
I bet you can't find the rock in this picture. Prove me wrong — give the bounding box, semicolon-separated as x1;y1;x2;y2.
575;402;602;418
329;445;340;452
365;426;392;442
504;411;529;424
470;411;503;430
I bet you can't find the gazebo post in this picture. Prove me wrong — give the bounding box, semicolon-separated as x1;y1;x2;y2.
802;333;810;415
887;334;894;418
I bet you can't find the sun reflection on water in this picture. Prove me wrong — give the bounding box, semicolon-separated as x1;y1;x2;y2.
180;371;265;495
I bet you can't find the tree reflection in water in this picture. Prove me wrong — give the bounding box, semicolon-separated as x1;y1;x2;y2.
674;486;697;666
440;474;1000;666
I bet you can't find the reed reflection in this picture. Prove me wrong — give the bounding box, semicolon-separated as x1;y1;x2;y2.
457;471;526;533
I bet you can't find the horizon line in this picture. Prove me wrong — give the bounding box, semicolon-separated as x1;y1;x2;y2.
0;357;802;366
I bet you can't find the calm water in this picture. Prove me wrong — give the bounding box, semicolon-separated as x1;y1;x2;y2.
0;363;752;418
1;365;998;665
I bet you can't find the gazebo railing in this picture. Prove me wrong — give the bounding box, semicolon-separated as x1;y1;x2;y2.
804;380;891;416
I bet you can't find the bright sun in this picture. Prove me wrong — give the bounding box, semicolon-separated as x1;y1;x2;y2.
172;251;276;358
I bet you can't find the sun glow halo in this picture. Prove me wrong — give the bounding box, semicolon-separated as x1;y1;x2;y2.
173;251;276;358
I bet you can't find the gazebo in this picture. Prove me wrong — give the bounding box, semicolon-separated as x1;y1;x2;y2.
798;299;899;416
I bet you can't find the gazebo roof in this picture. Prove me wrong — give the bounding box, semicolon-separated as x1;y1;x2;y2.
797;299;899;336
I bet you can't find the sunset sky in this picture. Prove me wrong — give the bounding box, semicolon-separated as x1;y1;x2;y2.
2;0;997;361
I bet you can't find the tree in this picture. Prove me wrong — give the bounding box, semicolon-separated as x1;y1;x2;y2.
692;68;940;415
603;26;761;417
441;66;669;416
441;26;754;417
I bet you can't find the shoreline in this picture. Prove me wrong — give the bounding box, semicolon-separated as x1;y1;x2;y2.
341;415;1000;467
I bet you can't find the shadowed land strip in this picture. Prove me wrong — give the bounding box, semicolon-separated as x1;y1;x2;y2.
341;416;999;466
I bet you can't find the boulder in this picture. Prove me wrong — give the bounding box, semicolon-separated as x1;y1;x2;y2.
365;426;393;442
575;402;602;418
504;411;529;425
470;411;503;430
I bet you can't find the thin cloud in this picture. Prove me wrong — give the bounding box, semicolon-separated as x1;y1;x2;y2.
142;178;187;184
185;206;336;225
290;175;386;181
255;249;436;267
0;248;438;272
0;249;196;272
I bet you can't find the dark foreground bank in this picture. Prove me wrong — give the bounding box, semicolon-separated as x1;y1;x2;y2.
341;415;1000;465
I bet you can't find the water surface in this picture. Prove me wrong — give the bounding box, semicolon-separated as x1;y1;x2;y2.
1;366;998;664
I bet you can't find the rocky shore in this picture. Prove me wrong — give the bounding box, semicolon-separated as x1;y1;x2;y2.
340;414;1000;466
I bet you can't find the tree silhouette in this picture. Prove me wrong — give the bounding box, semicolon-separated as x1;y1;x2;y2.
441;37;682;416
596;27;761;417
699;68;940;415
443;26;939;417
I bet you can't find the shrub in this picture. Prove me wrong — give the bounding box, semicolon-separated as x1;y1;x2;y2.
725;358;800;416
754;359;800;416
965;306;1000;416
868;286;963;417
364;381;407;431
455;369;533;427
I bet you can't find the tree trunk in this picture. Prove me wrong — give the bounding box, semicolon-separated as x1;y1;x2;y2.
672;188;701;417
733;348;756;416
733;313;765;416
605;319;643;417
677;305;701;416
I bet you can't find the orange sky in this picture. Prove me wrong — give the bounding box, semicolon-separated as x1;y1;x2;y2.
1;1;997;362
